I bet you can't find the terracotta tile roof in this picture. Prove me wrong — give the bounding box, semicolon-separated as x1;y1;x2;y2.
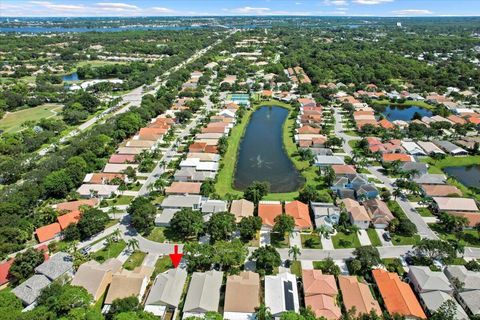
420;184;462;197
342;198;371;222
109;154;136;164
338;276;382;317
447;115;467;125
305;294;341;320
164;182;202;195
36;222;62;243
382;153;413;162
262;90;273;97
372;269;426;319
468;115;480;125
56;199;98;212
57;210;81;230
138;127;167;141
0;259;13;286
201;126;227;134
285;201;312;229
448;212;480;227
379;119;395;129
303;269;338;296
298;125;321;134
86;173;124;185
258;202;283;227
331;165;357;175
299;140;312;147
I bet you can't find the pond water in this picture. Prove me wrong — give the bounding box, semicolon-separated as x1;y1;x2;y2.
62;72;79;81
381;105;432;122
444;165;480;188
233;106;304;192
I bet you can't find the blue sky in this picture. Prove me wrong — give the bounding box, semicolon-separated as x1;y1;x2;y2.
1;0;479;17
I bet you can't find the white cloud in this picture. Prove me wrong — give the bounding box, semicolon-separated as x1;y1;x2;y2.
225;6;271;14
28;1;84;11
323;0;348;6
353;0;393;4
392;9;433;15
94;2;140;10
150;7;175;13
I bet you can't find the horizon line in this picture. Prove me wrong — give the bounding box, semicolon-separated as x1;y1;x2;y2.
2;15;480;18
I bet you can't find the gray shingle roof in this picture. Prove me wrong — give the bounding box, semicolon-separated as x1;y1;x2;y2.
459;290;480;315
145;268;187;308
409;266;453;293
420;291;468;320
183;270;223;313
35;252;73;281
12;274;51;305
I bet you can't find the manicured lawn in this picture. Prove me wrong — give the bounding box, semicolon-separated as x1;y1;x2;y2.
123;251;146;270
127;182;142;191
301;233;322;249
417;207;434;217
92;240;126;262
344;130;359;137
387;201;408;220
270;232;290;248
348;140;359;149
151;256;173;279
391;234;421;246
146;227;166;243
366;229;382;247
0;103;63;133
331;231;361;249
430;224;480;247
215;99;326;201
105;195;135;206
290;260;302;277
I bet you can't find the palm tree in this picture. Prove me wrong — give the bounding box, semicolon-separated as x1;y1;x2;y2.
111;228;122;242
288;245;301;261
392;187;403;200
108;205;118;219
127;238;140;253
349;224;361;235
255;304;272;320
316;225;331;240
154;178;167;195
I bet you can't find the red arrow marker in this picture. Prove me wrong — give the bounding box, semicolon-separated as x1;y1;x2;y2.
169;245;183;268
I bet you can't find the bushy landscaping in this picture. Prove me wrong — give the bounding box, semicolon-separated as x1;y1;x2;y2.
331;231;361;249
301;233;322;249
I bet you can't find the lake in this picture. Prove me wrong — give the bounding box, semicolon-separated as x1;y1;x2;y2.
233;106;304;192
63;72;79;81
444;165;480;188
380;105;432;122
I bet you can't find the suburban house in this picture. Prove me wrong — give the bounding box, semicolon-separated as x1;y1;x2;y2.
417;141;445;156
258;201;283;228
311;202;340;231
302;269;341;320
402;141;427;156
55;199;98;212
315;155;345;167
174;167;216;182
408;266;453;294
229;199;255;223
372;269;426;319
419;291;469;320
144;268;188;317
103;266;154;312
420;184;462;197
76;184;119;198
338;276;382;318
0;259;14;289
179;158;219;172
35;222;62;243
71;259;122;301
12;274;51;307
265;271;299;317
444;266;480;317
83;173;126;185
160;195;203;211
382;153;414;163
284;201;313;230
342;198;371;229
413;174;447;185
363;199;394;229
223;271;260;320
182;270;223;319
433;140;468;156
399;162;428;177
108;154;136;164
164;182;202;195
431;197;479;213
201;200;228;220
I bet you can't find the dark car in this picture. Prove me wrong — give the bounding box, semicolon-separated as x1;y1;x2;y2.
383;231;392;241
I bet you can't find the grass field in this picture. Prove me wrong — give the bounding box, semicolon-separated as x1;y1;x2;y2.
0;103;63;133
301;233;322;249
146;227;166;243
332;231;361;249
215;99;325;201
392;234;421;246
366;228;382;247
123;251;146;270
92;240;126;262
290;260;302;277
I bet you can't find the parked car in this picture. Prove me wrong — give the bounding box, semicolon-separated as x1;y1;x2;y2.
383;231;392;241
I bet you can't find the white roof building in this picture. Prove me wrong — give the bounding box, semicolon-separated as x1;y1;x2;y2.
265;271;300;317
401;141;427;156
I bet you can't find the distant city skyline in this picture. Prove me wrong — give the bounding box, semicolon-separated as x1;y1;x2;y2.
1;0;479;17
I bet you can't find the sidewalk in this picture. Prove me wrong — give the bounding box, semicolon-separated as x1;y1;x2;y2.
321;237;334;250
289;231;302;248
